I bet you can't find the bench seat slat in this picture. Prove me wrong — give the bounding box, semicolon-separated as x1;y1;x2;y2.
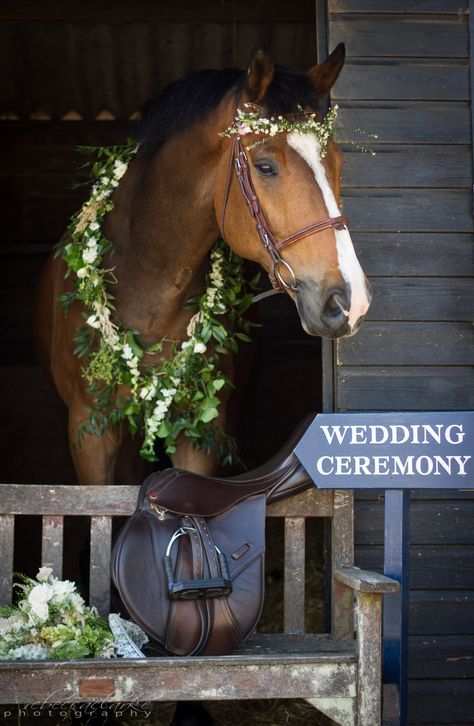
0;514;14;605
0;641;357;703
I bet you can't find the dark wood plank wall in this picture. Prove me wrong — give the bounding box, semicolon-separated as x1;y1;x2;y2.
328;1;474;723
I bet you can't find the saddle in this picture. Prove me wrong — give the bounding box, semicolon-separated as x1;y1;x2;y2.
111;415;314;656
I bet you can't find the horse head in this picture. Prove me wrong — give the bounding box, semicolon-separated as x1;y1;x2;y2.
216;44;371;339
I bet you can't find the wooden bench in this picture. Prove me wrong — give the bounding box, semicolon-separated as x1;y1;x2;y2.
0;483;398;725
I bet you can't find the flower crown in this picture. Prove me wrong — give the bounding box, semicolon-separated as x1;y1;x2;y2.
220;103;338;156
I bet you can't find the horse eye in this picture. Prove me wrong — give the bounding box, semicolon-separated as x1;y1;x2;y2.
255;160;277;177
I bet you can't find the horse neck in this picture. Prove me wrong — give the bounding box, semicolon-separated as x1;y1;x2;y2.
104;129;221;342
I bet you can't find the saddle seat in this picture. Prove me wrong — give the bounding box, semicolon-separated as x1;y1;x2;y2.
144;414;314;518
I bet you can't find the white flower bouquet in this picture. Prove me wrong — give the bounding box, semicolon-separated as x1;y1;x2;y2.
0;568;115;660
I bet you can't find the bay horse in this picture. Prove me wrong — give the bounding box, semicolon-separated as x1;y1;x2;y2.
35;43;371;485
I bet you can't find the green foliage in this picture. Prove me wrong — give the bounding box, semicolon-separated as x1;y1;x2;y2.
56;141;259;465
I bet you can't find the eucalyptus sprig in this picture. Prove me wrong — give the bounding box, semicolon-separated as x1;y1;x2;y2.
57;142;256;465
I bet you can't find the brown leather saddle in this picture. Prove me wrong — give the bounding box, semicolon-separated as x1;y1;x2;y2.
111;415;314;656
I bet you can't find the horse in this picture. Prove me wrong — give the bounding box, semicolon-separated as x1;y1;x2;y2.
35;43;371;486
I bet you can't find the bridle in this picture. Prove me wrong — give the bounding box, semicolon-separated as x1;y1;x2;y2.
219;136;348;297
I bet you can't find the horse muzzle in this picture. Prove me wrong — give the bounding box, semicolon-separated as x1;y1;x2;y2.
296;283;370;339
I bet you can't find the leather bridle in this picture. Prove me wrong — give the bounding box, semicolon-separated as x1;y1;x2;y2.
219;136;348;297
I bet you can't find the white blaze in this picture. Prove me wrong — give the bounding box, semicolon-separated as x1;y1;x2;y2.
287;131;370;330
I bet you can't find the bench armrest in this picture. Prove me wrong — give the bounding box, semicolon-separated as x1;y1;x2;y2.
334;565;399;594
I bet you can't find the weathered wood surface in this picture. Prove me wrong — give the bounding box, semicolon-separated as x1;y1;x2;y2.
332;16;468;58
338;322;474;366
336;101;471;144
0;515;14;604
0;0;317;22
267;487;332;517
337;366;474;410
0;484;330;517
328;0;474;720
410;635;474;679
0;484;139;515
408;680;474;724
89;516;112;616
41;514;64;576
410;591;474;635
333;59;470;101
335;566;399;593
353;233;473;277
283;517;306;633
342;145;472;188
365;278;474;321
357;545;474;589
0;7;317;120
342;190;473;232
356;502;474;546
331;0;468;12
356;592;383;724
0;650;358;703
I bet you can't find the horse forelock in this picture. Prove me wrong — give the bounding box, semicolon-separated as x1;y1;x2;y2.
135;66;322;158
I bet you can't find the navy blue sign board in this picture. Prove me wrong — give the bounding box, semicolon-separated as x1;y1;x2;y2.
293;411;474;726
294;411;474;490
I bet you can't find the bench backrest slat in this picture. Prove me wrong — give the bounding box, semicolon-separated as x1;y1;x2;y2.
283;517;306;634
41;515;64;577
0;514;14;605
90;516;113;616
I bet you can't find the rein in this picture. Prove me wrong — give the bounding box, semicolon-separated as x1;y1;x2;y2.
219;136;348;301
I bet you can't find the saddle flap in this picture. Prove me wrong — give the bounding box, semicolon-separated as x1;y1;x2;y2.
111;493;266;656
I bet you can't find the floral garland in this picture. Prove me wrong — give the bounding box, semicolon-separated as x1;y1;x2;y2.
58;142;255;464
0;568;114;660
220;103;339;156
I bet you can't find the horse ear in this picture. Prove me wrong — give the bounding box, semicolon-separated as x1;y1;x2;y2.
308;43;345;96
244;45;274;103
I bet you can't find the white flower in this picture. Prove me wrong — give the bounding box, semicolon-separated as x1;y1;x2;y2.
51;579;75;599
113;160;128;180
36;567;53;583
86;315;100;329
76;267;88;279
69;592;85;611
121;343;134;360
193;342;206;354
27;583;53;622
82;247;98;264
270;124;279;135
89;221;100;231
6;644;49;660
181;340;192;350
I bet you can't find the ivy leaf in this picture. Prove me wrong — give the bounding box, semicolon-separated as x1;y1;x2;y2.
200;407;219;423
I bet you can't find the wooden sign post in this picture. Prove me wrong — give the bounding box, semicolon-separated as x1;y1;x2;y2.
294;411;474;726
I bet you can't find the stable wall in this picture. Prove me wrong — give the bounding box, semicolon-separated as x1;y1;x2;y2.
326;2;474;723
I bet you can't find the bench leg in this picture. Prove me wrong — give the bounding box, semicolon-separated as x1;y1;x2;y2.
356;591;383;725
307;696;357;726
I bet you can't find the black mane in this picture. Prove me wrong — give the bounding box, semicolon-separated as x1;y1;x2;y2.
136;65;319;157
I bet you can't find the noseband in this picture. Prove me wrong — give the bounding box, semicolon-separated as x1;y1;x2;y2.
219;136;348;295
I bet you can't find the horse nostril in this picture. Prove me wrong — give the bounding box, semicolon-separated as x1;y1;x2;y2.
321;289;349;331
